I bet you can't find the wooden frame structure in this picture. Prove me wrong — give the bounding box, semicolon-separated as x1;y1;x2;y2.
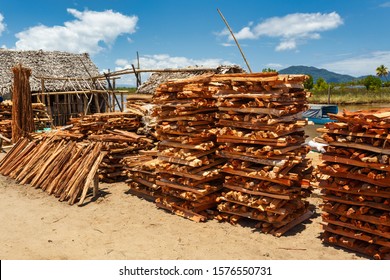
32;67;220;126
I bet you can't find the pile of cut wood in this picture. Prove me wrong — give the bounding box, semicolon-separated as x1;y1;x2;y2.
318;109;390;259
0;101;50;140
124;152;161;201
0;135;104;205
126;94;157;141
213;72;313;236
152;74;225;222
67;112;155;182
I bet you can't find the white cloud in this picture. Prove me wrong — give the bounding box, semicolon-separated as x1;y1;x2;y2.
114;54;234;85
380;2;390;7
220;12;343;51
0;13;6;36
321;51;390;76
265;63;283;70
276;39;297;51
117;54;232;70
14;9;138;54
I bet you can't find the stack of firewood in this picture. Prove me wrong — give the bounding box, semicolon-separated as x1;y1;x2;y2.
152;75;226;222
0;101;50;139
0;135;104;205
317;109;390;259
124;152;161;201
68;112;155;182
213;72;313;236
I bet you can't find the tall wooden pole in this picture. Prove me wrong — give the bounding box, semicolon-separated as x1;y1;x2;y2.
217;8;253;73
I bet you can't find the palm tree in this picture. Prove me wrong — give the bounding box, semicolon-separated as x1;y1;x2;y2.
376;64;389;81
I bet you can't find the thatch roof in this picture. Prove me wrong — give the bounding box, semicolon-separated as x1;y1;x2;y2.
136;65;245;94
0;49;101;95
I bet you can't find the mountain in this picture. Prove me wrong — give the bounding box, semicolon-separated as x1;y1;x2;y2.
279;66;357;83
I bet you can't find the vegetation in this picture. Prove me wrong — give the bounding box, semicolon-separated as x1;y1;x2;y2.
309;87;390;104
362;75;382;91
376;64;389;81
308;65;390;104
116;86;137;94
262;67;277;73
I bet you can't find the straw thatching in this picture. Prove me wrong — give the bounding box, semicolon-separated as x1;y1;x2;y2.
136;65;245;94
0;49;101;96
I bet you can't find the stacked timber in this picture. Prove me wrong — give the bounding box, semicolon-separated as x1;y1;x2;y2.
0;99;12;141
152;74;225;222
213;72;313;236
0;101;51;139
318;109;390;259
126;94;158;141
68;112;155;182
68;112;143;135
0;135;105;205
124;154;161;202
32;103;51;131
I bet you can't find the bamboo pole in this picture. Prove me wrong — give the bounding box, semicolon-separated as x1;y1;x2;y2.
217;8;252;73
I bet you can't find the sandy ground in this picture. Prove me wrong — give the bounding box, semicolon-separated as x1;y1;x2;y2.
0;152;366;260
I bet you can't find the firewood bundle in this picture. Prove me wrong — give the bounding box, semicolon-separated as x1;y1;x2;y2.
152;74;226;222
0;135;104;205
318;109;390;259
126;94;158;142
124;153;161;201
68;112;143;135
213;72;313;236
68;112;155;182
0;101;50;139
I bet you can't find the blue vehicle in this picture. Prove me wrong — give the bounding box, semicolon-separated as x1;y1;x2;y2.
303;104;338;125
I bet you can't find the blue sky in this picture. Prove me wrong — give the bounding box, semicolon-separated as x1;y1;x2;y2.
1;0;390;84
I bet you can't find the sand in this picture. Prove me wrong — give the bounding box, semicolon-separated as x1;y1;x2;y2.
0;152;365;260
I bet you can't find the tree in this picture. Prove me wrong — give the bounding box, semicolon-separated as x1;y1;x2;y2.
262;67;277;73
304;75;313;90
376;64;388;81
314;77;328;91
363;75;382;91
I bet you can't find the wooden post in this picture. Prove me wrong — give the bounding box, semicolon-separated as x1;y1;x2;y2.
136;51;142;85
67;94;72;119
94;94;101;113
93;173;99;198
121;92;124;112
55;94;60;125
132;64;142;87
327;85;331;104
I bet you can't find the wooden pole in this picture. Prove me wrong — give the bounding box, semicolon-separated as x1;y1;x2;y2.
131;64;142;88
217;8;252;73
136;51;142;84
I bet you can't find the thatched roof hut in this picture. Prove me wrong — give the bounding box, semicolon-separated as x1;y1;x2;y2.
0;49;100;96
136;65;245;94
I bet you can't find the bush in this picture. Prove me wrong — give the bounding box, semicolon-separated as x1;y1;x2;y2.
363;75;382;91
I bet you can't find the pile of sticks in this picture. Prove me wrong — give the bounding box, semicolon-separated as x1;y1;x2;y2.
213;72;313;236
0;100;13;140
0;135;105;205
152;75;225;222
318;109;390;259
68;112;155;182
124;152;161;201
0;101;50;140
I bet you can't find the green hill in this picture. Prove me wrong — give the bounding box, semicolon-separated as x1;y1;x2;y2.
279;66;357;83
